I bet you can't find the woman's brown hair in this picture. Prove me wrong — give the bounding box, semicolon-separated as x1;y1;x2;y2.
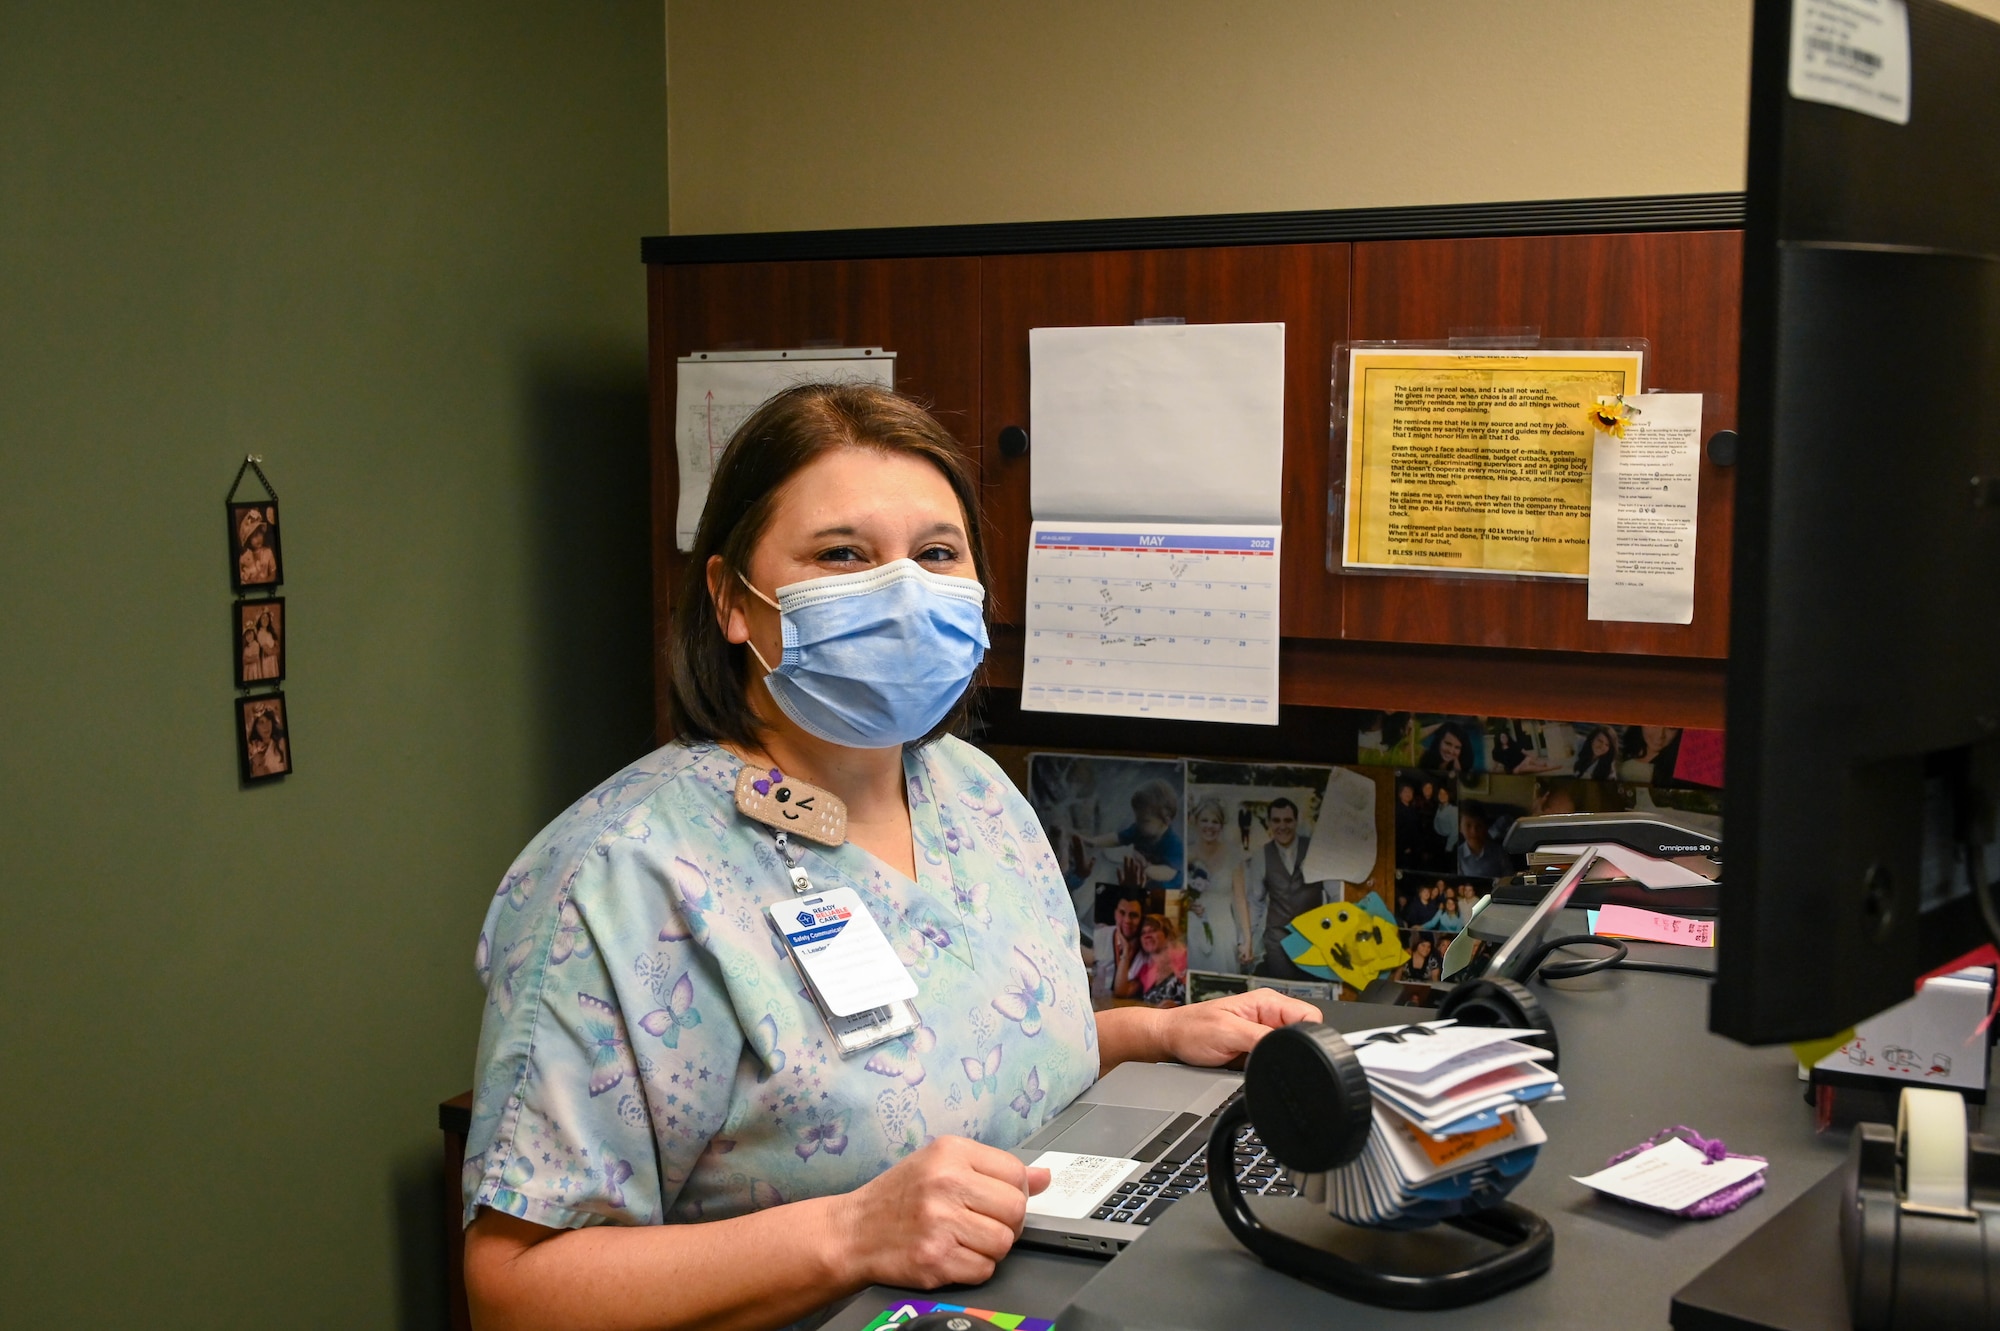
665;382;988;747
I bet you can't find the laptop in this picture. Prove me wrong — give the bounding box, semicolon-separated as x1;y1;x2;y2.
1010;1060;1280;1256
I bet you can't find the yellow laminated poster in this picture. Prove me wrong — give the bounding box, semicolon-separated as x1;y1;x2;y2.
1342;349;1644;576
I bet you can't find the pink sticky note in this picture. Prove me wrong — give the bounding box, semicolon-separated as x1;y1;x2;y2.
1675;729;1725;788
1595;904;1714;948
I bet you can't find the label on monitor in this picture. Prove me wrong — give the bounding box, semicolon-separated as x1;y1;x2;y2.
1788;0;1911;126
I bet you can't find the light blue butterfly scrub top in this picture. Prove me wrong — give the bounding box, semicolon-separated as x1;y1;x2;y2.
462;737;1099;1230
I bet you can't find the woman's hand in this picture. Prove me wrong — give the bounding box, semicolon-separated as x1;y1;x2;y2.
1158;989;1319;1068
1093;989;1320;1075
833;1136;1051;1289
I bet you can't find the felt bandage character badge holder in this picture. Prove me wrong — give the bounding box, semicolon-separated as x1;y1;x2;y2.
734;763;919;1055
734;765;848;846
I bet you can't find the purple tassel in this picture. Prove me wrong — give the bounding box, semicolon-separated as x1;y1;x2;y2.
1602;1126;1767;1219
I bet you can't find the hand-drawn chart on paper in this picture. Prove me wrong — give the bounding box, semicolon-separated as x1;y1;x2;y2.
673;349;895;550
1022;522;1281;725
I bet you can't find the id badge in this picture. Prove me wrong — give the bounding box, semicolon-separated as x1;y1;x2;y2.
768;887;921;1055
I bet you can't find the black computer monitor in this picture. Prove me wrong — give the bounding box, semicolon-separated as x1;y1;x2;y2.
1715;0;2000;1044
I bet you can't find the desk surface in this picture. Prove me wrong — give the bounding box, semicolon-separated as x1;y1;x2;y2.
824;939;1852;1331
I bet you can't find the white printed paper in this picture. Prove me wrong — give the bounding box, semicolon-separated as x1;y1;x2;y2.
1573;1138;1767;1211
1029;323;1285;524
1347;1022;1551;1079
1587;393;1703;624
1813;968;1994;1091
673;350;895;550
1024;1151;1139;1219
768;887;917;1017
1021;522;1280;725
1300;766;1379;885
1789;0;1911;126
1542;840;1714;889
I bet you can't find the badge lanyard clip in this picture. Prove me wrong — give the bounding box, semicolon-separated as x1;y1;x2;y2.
751;784;920;1057
773;831;814;895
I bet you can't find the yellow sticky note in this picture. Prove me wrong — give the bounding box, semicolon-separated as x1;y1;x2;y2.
1791;1029;1856;1070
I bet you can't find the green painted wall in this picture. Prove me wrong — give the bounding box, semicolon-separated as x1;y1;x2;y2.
0;5;665;1324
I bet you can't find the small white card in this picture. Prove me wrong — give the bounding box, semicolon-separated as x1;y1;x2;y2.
1572;1138;1767;1211
1024;1151;1140;1219
768;888;918;1017
1788;0;1911;126
1347;1023;1549;1078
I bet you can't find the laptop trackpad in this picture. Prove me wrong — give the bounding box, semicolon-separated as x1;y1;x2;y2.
1043;1105;1172;1157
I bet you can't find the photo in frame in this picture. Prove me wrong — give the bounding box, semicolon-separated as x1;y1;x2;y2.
234;597;286;686
236;692;293;783
228;501;283;591
1026;752;1187;1005
1182;760;1335;983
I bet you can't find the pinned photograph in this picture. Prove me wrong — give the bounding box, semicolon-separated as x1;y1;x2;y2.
1392;770;1459;873
1615;725;1685;785
1027;753;1186;1002
1486;717;1572;774
1394;873;1482;933
1184;761;1335;983
1412;715;1486;776
234;598;285;686
1395;929;1446;984
1451;796;1520;881
228;502;284;590
1356;711;1420;767
1566;723;1622;780
236;692;292;782
1460;771;1622;820
1362;713;1490;775
1087;884;1183;1005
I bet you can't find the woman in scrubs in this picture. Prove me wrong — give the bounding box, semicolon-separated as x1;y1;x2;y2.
461;384;1315;1331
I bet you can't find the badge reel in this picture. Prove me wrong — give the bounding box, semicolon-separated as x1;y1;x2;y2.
735;765;922;1055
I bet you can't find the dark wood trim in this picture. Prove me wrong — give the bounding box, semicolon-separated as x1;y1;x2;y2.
979;628;1726;734
440;1090;474;1331
439;1091;472;1137
643;193;1746;265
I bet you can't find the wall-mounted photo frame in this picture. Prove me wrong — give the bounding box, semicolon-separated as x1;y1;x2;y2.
228;501;283;591
237;692;292;783
234;597;286;686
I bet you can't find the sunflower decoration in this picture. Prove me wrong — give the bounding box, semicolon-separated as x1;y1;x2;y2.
1587;395;1641;438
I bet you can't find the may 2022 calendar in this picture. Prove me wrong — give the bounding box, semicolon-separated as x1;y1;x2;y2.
1024;321;1287;725
1021;521;1281;724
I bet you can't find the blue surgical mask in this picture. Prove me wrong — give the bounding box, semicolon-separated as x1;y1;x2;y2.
739;559;989;749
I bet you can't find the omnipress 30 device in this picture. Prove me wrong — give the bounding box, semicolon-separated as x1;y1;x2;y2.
1491;811;1721;917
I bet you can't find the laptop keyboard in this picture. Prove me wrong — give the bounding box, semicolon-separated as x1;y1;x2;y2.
1088;1113;1295;1228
